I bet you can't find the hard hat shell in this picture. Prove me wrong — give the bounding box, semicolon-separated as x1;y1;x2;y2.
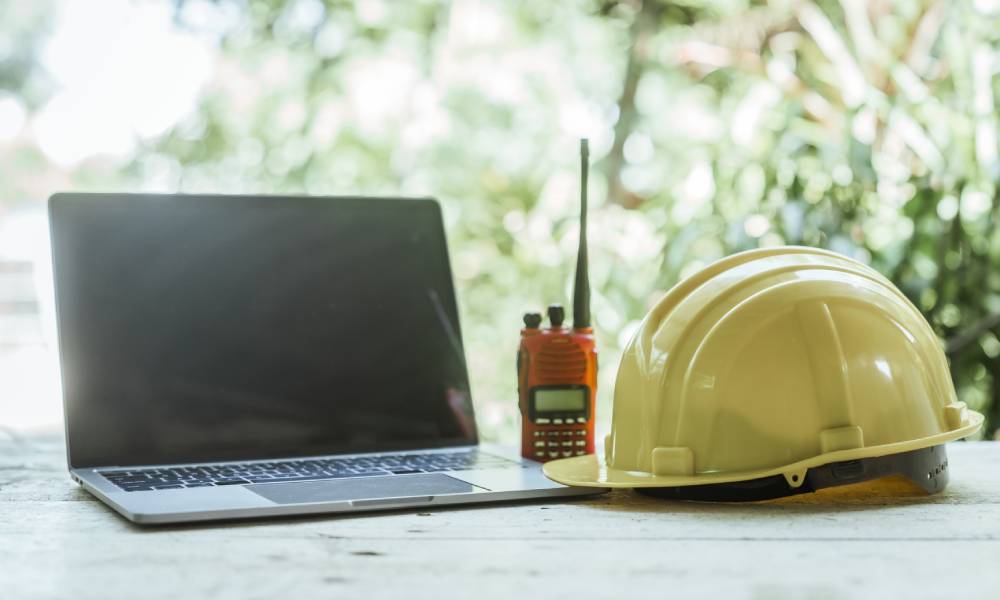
544;246;983;491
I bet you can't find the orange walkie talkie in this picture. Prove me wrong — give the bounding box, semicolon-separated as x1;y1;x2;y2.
518;139;597;462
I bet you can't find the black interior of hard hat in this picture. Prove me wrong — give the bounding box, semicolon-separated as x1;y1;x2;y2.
636;445;949;502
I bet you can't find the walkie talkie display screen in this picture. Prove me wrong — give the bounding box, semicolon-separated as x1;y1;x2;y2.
534;388;586;413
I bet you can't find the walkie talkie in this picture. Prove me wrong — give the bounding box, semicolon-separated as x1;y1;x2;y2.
517;139;597;462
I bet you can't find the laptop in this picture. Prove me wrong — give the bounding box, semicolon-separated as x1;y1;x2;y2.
49;192;602;524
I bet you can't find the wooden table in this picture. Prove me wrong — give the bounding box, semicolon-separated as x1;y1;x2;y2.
2;433;998;599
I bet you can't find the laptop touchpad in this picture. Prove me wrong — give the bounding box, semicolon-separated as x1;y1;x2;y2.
246;473;482;505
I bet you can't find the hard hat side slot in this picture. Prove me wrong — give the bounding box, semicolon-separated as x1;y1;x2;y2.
820;425;864;453
944;402;970;430
651;446;695;476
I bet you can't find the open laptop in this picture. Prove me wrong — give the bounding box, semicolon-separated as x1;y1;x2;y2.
49;193;601;524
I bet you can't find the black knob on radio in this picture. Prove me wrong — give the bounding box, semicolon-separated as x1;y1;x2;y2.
547;304;565;328
523;312;542;329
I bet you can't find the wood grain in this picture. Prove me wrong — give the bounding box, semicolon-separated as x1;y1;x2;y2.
2;433;998;599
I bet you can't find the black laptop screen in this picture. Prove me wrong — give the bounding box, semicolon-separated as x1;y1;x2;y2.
50;194;477;468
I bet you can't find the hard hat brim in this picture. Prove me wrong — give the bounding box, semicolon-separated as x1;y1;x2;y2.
543;411;983;488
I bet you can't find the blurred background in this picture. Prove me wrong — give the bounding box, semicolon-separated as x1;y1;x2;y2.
1;0;998;442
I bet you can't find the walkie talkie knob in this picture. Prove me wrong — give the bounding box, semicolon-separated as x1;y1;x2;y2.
523;312;542;329
547;304;565;328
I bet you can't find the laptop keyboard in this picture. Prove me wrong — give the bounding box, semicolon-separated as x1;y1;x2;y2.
98;449;518;492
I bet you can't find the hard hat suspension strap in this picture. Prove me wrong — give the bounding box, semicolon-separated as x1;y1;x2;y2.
635;445;949;502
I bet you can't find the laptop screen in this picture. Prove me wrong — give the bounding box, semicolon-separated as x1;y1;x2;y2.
50;194;477;468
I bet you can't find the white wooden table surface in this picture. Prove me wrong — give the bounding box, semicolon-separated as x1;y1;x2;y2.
2;433;999;599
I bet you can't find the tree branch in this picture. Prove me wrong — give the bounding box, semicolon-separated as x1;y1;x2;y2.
602;0;661;209
946;312;1000;356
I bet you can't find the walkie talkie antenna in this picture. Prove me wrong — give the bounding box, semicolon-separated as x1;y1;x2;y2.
573;139;591;329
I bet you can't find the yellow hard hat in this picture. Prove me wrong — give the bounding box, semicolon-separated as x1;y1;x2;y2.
544;246;983;500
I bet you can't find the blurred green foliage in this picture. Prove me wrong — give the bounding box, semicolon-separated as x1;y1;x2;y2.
0;0;58;204
4;0;1000;441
